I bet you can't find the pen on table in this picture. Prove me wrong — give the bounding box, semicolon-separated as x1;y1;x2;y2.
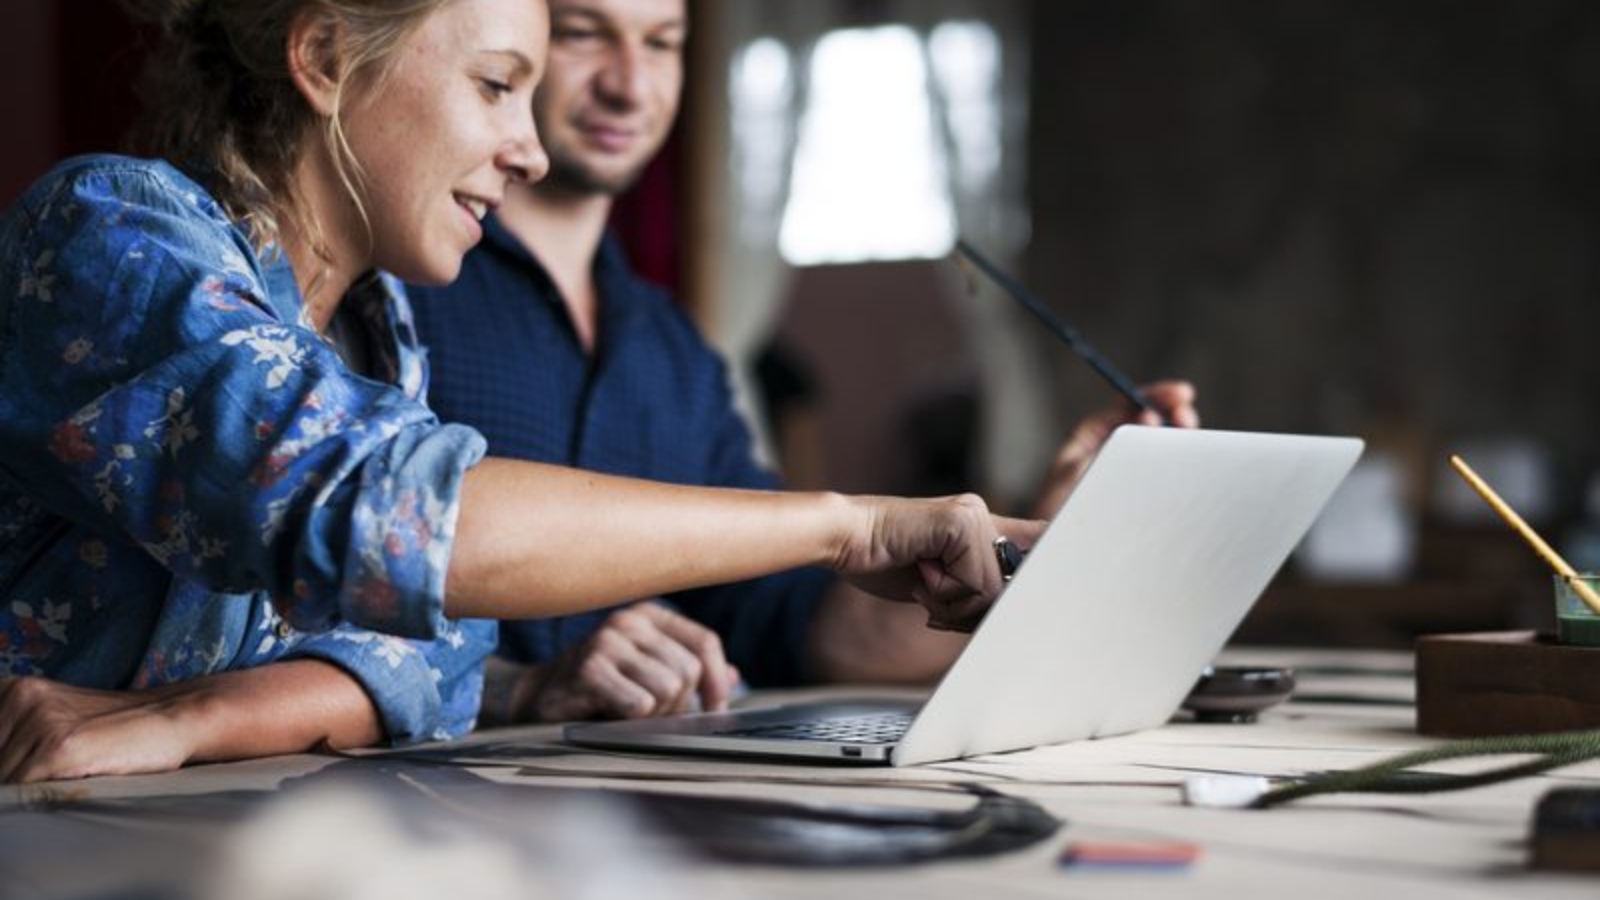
1448;454;1600;615
953;238;1166;425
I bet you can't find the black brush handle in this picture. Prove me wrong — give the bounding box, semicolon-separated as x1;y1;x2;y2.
955;239;1164;423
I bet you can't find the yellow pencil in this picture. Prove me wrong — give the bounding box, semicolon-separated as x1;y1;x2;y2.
1448;454;1600;616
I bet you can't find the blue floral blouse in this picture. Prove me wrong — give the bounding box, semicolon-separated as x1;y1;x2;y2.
0;155;496;744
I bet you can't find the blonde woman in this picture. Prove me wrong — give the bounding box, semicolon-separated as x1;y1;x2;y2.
0;0;1041;783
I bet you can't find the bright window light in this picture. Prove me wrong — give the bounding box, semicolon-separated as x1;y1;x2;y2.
777;26;956;266
730;38;794;244
930;22;1002;195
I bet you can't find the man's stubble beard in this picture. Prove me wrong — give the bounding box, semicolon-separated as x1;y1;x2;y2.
540;148;652;199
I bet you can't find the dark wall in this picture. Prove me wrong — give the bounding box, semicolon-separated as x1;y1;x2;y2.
1028;0;1600;515
0;1;57;206
0;1;147;207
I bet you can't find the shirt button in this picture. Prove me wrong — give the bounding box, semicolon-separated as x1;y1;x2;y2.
274;620;294;640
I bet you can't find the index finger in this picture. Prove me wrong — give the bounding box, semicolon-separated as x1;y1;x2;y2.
920;517;1046;628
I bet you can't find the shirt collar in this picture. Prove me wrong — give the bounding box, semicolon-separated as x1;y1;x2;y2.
478;213;653;328
256;245;411;390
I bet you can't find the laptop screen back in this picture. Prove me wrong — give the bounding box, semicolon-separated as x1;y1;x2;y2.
564;427;1362;767
893;426;1362;765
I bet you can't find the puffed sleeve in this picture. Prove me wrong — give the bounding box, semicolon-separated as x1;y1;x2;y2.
1;160;483;641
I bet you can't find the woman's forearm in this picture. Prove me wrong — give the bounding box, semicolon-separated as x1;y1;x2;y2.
447;457;1046;631
0;660;382;783
169;661;385;763
446;458;861;619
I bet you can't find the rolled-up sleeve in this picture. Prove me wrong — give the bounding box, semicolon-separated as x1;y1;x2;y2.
283;617;498;743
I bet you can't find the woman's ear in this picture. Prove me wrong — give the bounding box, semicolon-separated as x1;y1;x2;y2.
286;8;344;116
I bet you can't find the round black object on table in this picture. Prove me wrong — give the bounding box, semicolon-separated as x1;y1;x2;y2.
1181;666;1296;724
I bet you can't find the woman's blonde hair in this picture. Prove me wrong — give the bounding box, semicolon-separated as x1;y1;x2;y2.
124;0;448;261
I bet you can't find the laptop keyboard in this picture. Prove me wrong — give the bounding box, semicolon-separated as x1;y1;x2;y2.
716;712;914;745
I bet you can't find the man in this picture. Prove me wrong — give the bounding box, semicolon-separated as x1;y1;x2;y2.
407;0;1198;725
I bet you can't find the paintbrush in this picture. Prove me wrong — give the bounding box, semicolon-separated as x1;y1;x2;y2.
953;239;1164;423
1449;454;1600;615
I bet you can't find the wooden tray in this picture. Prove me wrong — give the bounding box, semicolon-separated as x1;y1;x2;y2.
1416;631;1600;737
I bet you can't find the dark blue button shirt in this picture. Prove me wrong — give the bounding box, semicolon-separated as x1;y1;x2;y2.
408;216;828;686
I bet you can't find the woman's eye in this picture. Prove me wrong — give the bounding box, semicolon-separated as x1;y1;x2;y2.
480;78;513;100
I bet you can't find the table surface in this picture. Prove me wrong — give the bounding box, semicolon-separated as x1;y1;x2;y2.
4;647;1598;900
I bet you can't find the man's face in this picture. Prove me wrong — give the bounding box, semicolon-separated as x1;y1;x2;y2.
535;0;687;196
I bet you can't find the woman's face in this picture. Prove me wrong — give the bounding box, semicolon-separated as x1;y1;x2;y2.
341;0;550;285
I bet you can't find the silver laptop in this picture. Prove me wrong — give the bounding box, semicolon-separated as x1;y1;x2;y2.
564;426;1362;766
